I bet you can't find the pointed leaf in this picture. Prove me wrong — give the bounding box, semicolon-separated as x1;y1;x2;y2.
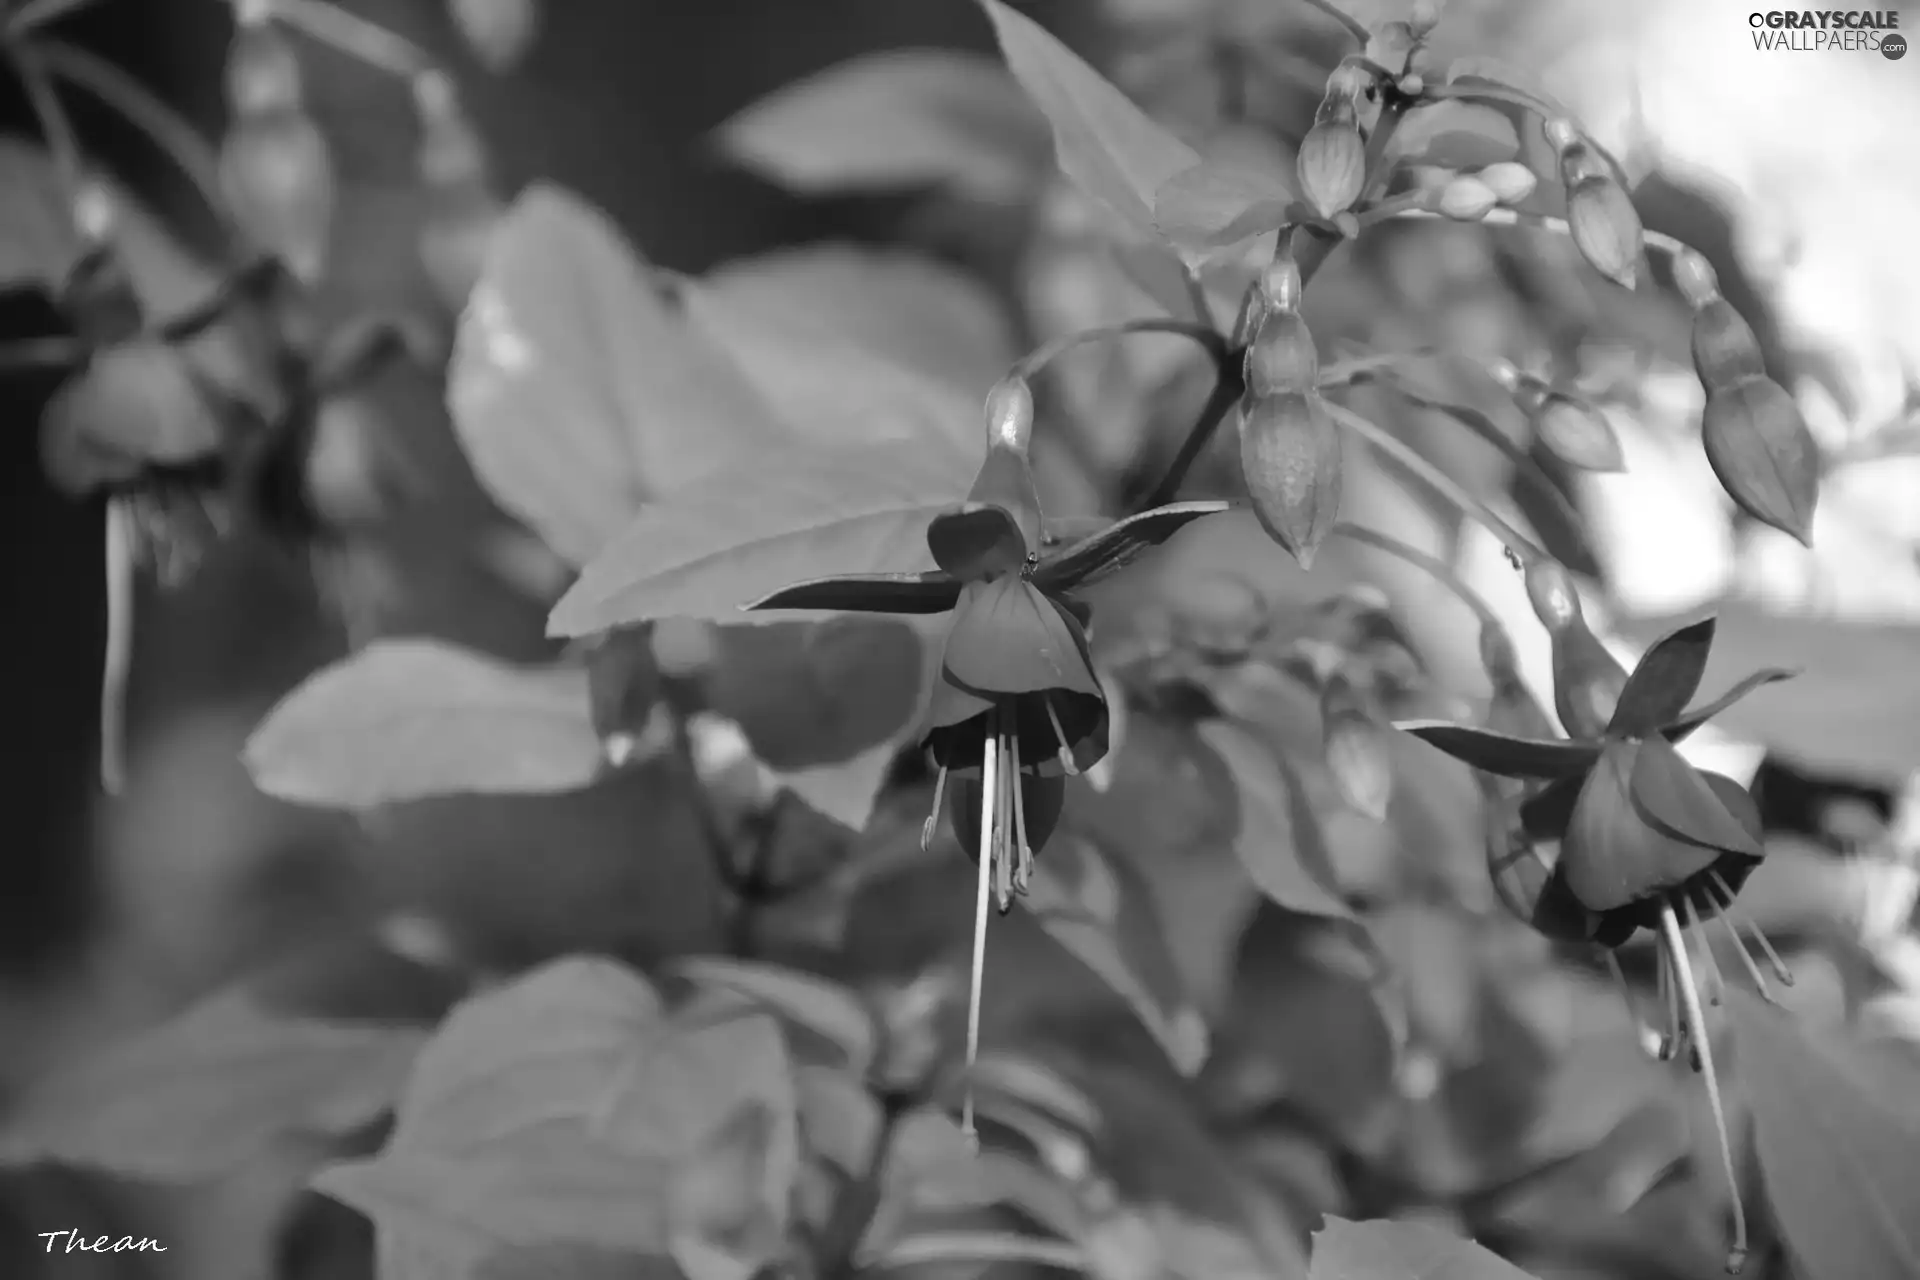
713;49;1046;203
0;991;423;1179
550;439;965;633
1153;158;1293;250
1197;719;1354;922
1035;501;1229;591
1308;1215;1541;1279
1627;735;1761;857
772;742;901;834
979;0;1202;238
449;185;788;567
1561;742;1716;912
1395;721;1602;781
245;640;604;810
1663;668;1797;743
744;572;961;615
672;958;878;1076
1608;616;1717;737
1729;988;1920;1280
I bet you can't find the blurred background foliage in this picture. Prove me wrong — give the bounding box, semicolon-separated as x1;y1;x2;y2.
2;2;1919;1279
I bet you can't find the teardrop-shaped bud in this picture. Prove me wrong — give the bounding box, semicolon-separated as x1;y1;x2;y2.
985;373;1035;453
1436;174;1498;222
1702;375;1819;546
220;109;335;284
1522;558;1583;634
40;342;222;494
1409;0;1445;36
1239;391;1343;569
1510;374;1624;472
1542;118;1582;154
1549;621;1630;740
1297;110;1367;220
1321;675;1392;821
1565;175;1643;290
1260;252;1302;314
1690;298;1767;390
1244;310;1318;398
449;0;541;73
1474;161;1536;205
1671;247;1721;311
225;8;304;116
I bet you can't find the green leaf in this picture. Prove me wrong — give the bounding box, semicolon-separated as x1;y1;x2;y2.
713;49;1047;203
449;184;788;567
474;1244;677;1280
1618;601;1920;786
1024;835;1210;1075
701;246;1018;397
244;639;605;810
979;0;1202;238
1729;988;1920;1280
0;991;423;1180
0;139;75;290
671;956;879;1076
1444;57;1574;120
548;439;964;634
1307;1215;1541;1279
1196;720;1354;922
1153;158;1293;253
710;618;928;771
793;1066;882;1175
1390;101;1520;171
771;744;900;833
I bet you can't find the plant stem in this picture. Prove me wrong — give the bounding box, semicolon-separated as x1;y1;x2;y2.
38;39;229;227
1012;318;1232;384
270;0;427;77
1354;188;1430;228
4;0;104;36
5;37;83;195
1295;0;1369;45
0;335;83;371
869;1232;1087;1274
1379;206;1688;258
1318;347;1441;389
1415;81;1638;192
1321;397;1544;563
1129;362;1244;510
1332;521;1498;627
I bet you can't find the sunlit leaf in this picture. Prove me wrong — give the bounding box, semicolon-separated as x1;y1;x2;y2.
1153;157;1293;252
714;49;1047;202
1730;988;1920;1280
549;439;964;633
0;991;423;1180
448;184;787;566
980;0;1202;238
672;956;879;1076
1307;1215;1541;1279
1196;720;1354;922
245;639;605;809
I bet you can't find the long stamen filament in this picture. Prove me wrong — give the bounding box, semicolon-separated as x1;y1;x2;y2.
994;728;1013;912
1043;696;1079;776
1717;908;1773;1002
923;764;948;853
1010;733;1032;894
1683;895;1727;1007
962;742;997;1152
1658;942;1680;1061
1658;902;1748;1275
100;497;135;795
1710;870;1794;985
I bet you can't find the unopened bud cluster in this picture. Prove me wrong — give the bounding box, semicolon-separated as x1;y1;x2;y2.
1486;359;1623;473
1237;256;1342;569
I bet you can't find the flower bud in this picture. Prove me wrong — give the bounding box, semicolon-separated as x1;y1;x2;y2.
1436;175;1498;222
1474;161;1536;205
1260;253;1302;314
1321;675;1392;822
1508;373;1624;472
1297;103;1367;220
1409;0;1445;36
1239;391;1343;569
1522;557;1582;633
39;341;220;495
449;0;541;73
1550;622;1628;740
225;10;303;116
985;373;1035;452
1702;375;1819;546
1690;298;1766;390
1229;279;1264;349
1564;175;1643;290
1671;247;1720;310
220;109;335;284
1541;117;1582;155
1244;311;1318;398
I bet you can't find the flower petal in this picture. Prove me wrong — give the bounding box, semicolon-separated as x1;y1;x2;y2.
941;578;1102;699
1395;720;1602;780
927;445;1041;581
742;572;962;614
1518;774;1584;840
1661;667;1798;742
1607;615;1716;737
952;770;1067;861
1561;740;1718;912
1628;735;1763;857
1034;501;1231;592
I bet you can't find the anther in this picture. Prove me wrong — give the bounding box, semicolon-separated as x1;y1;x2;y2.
922;764;949;853
1043;696;1079;776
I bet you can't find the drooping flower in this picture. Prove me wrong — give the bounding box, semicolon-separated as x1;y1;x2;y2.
1400;614;1795;1273
743;374;1225;1141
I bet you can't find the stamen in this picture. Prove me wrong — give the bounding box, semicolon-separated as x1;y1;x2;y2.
100;497;135;796
922;764;949;853
1710;870;1794;986
1682;895;1726;1007
1657;902;1748;1275
1657;945;1678;1061
961;740;998;1152
1042;695;1080;776
993;728;1013;913
1010;732;1033;894
1717;908;1774;1003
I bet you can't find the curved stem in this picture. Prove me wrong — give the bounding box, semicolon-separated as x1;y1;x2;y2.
5;38;83;196
4;0;105;36
1295;0;1369;45
0;335;84;372
1418;81;1638;193
871;1233;1086;1274
1379;205;1688;258
270;0;428;77
1130;364;1245;510
38;39;228;226
1012;318;1231;384
1332;521;1500;627
1354;188;1430;228
1321;397;1545;563
1318;346;1441;389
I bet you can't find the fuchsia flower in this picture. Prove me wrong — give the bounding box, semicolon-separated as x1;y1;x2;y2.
1401;614;1795;1272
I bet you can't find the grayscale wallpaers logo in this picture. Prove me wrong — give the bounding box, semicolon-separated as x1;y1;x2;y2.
1749;10;1905;56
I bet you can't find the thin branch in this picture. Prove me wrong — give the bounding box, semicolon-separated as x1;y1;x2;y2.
4;0;106;37
1332;521;1499;627
5;39;83;195
1012;318;1232;384
1295;0;1370;45
1317;346;1442;389
1378;206;1690;259
1130;363;1245;511
270;0;428;77
868;1232;1087;1274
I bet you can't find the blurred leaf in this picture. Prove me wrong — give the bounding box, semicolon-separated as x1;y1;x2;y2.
775;744;901;833
473;1244;674;1280
1025;836;1210;1075
714;49;1045;202
669;1105;792;1280
701;246;1017;396
1619;602;1920;786
1730;988;1920;1280
1196;720;1355;922
794;1066;881;1175
1308;1215;1540;1278
0;993;423;1180
1443;58;1573;120
1153;158;1292;253
968;1051;1102;1134
449;0;540;73
1390;102;1520;171
709;618;927;769
672;956;879;1075
1150;1204;1288;1280
246;639;604;809
0;139;78;289
549;439;963;633
980;0;1202;239
449;184;787;566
